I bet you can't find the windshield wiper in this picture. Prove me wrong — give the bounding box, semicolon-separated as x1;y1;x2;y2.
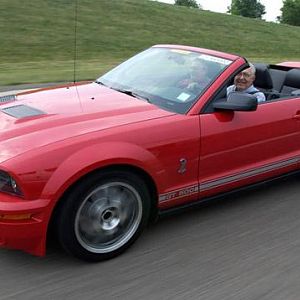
95;80;107;86
113;88;151;103
96;82;151;103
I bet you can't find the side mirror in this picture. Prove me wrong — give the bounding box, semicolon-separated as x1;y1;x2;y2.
291;89;300;97
213;92;258;112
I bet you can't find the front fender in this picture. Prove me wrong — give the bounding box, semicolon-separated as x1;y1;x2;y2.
42;141;165;203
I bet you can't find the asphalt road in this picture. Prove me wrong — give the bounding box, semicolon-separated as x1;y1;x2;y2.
1;175;300;300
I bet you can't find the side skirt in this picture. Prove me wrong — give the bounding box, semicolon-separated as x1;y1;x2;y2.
158;169;300;218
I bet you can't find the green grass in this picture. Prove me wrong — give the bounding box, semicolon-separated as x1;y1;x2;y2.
1;0;300;86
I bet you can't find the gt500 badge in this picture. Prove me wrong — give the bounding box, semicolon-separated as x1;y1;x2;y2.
159;184;199;202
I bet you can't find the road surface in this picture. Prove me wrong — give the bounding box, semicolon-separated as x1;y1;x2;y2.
1;175;300;299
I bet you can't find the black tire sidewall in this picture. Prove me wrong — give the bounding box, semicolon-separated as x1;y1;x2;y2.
57;170;151;262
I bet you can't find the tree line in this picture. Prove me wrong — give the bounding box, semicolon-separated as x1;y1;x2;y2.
174;0;300;26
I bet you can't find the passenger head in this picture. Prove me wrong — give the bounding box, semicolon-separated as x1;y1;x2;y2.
234;63;256;91
190;59;208;81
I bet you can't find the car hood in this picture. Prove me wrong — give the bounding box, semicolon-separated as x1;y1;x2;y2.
0;83;174;162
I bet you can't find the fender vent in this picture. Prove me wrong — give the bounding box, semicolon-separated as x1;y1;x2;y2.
0;94;16;102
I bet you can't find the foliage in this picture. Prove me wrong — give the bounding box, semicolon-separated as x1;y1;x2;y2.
279;0;300;26
228;0;265;19
1;0;300;86
174;0;200;9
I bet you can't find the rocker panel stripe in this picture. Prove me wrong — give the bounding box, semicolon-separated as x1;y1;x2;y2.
159;157;299;202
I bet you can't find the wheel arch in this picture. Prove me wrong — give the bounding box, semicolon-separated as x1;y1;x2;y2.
47;164;159;246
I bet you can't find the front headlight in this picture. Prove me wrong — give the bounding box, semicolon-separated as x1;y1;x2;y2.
0;171;23;196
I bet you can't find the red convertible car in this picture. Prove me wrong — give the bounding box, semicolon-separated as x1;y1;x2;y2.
0;45;300;261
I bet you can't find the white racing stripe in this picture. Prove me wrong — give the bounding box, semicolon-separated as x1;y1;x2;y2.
159;157;299;202
200;157;299;191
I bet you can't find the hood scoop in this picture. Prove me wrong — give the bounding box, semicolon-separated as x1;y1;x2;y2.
0;94;16;103
1;104;46;119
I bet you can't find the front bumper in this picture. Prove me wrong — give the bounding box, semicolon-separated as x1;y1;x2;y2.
0;193;51;256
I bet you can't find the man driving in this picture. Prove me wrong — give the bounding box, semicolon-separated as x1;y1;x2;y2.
178;58;211;93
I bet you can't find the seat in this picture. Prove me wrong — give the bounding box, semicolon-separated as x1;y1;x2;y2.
254;63;274;92
253;63;278;100
280;69;300;95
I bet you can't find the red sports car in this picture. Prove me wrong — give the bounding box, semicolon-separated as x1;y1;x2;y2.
0;45;300;261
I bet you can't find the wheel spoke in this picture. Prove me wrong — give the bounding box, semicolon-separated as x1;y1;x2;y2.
74;181;143;254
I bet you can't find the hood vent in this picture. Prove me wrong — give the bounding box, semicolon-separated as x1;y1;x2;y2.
0;94;16;103
1;104;46;118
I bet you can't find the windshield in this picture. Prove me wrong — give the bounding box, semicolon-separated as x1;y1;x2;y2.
98;47;232;114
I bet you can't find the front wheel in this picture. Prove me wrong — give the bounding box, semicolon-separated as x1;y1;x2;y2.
56;170;151;262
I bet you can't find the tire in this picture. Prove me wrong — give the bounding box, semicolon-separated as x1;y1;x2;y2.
56;170;151;262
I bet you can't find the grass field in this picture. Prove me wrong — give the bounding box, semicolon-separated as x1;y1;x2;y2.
1;0;300;86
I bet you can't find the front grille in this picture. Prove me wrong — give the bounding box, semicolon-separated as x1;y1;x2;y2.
0;94;16;102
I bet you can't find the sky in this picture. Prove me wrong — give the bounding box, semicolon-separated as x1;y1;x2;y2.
155;0;283;22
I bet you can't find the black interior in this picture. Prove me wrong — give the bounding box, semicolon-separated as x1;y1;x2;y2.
254;63;300;100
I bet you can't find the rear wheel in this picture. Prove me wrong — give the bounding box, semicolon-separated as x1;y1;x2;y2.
57;170;151;262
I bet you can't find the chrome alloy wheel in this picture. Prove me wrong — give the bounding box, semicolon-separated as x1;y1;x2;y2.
74;182;143;253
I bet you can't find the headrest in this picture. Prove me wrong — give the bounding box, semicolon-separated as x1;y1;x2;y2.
253;63;273;89
283;69;300;88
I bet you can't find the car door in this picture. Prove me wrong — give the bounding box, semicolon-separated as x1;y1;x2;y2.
198;98;300;198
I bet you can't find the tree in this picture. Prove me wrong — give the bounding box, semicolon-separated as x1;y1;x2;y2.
279;0;300;26
174;0;200;9
227;0;266;19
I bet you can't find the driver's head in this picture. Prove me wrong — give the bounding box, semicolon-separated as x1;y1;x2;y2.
190;59;208;80
234;63;256;91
